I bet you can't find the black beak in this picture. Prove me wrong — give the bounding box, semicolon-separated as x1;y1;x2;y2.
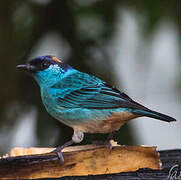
16;64;27;69
16;64;37;72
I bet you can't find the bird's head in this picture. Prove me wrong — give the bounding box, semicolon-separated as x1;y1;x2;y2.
16;55;73;87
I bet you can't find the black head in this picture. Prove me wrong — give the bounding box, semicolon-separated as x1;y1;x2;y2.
16;55;69;73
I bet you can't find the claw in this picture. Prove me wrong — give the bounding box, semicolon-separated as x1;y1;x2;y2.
51;148;64;164
106;141;113;150
51;139;74;164
56;150;64;164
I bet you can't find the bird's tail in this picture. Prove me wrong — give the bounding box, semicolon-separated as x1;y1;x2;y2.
132;109;176;122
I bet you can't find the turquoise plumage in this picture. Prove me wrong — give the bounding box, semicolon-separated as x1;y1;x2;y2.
16;55;176;163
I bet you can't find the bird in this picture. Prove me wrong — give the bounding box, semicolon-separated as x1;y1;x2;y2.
16;55;176;163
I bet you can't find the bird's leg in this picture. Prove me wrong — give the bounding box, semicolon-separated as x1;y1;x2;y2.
51;130;84;164
92;131;115;150
104;131;115;150
51;139;74;164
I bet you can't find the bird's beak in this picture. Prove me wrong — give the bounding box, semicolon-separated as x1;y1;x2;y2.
16;64;37;72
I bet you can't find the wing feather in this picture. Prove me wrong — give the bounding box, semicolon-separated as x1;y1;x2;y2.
57;82;145;110
50;71;146;110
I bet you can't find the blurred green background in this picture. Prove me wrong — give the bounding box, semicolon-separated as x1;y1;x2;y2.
0;0;181;155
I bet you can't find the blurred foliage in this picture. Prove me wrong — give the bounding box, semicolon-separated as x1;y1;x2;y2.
0;0;181;153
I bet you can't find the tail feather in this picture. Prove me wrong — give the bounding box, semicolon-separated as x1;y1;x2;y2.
132;109;176;122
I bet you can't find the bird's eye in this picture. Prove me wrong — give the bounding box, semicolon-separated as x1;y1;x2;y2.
41;61;50;69
42;62;47;67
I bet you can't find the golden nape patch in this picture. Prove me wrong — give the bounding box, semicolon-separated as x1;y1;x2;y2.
51;56;63;63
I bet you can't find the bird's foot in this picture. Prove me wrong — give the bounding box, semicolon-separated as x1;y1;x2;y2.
51;147;65;164
51;140;74;164
104;140;113;150
105;132;114;150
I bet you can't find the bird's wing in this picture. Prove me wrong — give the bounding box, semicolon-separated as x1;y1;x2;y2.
56;81;146;110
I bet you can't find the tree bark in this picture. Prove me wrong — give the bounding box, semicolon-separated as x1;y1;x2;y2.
0;143;161;179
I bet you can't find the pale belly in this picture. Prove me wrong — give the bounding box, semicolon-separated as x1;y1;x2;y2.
63;111;140;133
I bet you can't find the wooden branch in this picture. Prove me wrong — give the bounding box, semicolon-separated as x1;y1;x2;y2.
0;143;161;179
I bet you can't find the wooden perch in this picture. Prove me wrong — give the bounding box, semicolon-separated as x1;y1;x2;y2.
0;142;161;179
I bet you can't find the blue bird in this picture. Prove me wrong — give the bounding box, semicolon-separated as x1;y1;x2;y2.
17;55;176;163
